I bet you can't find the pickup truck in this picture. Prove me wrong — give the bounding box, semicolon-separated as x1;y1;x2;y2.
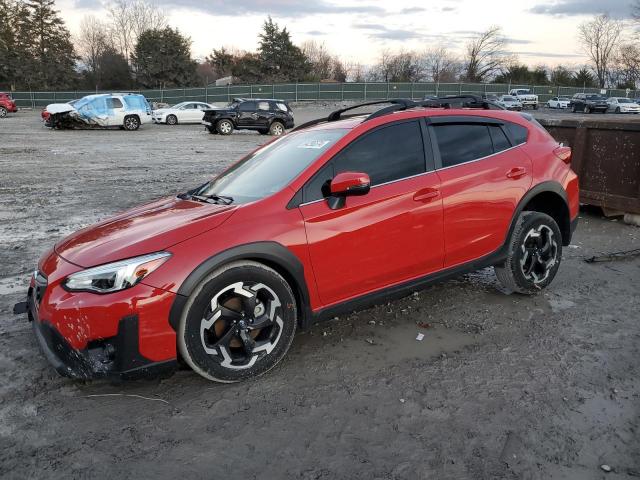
509;89;538;109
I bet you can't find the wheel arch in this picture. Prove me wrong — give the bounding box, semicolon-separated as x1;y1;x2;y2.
168;241;312;332
511;181;572;247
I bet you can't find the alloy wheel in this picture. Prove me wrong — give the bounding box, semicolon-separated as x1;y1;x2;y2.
124;117;139;130
200;281;284;370
270;123;284;136
219;120;232;134
519;224;558;284
0;107;6;118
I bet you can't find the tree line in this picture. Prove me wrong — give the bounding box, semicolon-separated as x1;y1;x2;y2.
1;0;639;92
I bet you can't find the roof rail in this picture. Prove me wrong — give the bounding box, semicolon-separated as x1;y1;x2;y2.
291;96;505;132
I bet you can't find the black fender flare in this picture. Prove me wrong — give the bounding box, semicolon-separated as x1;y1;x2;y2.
168;241;312;331
501;180;571;253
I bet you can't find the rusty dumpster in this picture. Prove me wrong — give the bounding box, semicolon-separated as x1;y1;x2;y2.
538;117;640;215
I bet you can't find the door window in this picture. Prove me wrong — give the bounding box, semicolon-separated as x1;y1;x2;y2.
489;125;511;153
433;124;493;167
332;121;426;186
106;97;123;109
257;101;270;111
238;102;256;112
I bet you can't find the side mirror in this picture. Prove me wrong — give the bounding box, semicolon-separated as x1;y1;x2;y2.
327;172;370;210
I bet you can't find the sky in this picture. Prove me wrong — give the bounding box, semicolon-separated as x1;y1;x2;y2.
57;0;637;67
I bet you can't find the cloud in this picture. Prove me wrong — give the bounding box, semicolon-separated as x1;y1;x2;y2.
306;30;326;36
529;0;632;17
74;0;384;16
441;6;456;12
399;7;426;14
353;23;423;40
514;50;586;58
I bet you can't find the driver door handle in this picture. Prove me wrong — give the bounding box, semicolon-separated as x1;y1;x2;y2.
413;188;440;202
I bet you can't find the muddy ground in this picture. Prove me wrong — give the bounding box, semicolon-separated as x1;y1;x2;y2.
0;109;639;480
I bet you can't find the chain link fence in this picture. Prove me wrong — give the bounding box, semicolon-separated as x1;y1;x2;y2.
9;82;637;108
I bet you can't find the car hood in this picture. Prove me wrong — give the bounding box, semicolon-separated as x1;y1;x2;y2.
46;103;76;114
55;196;236;267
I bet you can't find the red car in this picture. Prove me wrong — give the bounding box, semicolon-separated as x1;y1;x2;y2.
0;92;18;117
15;97;579;383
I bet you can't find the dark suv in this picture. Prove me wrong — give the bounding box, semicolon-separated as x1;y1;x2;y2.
570;93;608;114
202;98;294;136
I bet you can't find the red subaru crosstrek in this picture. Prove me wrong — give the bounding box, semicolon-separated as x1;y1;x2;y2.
15;98;579;382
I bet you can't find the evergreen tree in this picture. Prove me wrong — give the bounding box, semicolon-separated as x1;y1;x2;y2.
258;16;309;82
132;27;197;88
573;68;598;88
25;0;77;89
0;0;33;89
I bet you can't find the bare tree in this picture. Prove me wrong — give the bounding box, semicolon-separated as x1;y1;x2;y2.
108;0;167;62
77;15;108;74
344;61;365;82
422;45;460;83
301;40;333;80
370;49;423;82
610;42;640;88
577;14;623;88
463;26;511;82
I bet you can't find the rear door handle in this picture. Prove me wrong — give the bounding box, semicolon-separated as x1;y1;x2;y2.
413;188;440;202
506;167;527;179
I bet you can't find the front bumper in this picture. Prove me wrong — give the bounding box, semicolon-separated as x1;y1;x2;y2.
25;287;177;379
17;252;179;380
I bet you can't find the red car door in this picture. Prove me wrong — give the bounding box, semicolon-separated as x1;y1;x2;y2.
299;120;444;307
429;118;532;268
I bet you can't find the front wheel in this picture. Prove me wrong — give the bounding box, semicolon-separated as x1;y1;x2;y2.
269;121;285;136
216;119;233;135
178;261;297;382
0;107;7;118
166;114;178;125
615;107;620;114
495;212;562;294
124;115;140;130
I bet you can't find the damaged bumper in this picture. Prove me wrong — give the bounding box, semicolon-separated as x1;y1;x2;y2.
15;260;178;380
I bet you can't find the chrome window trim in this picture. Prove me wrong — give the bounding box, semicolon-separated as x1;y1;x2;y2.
435;143;524;172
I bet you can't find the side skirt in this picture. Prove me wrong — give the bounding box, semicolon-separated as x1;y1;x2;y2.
313;248;507;323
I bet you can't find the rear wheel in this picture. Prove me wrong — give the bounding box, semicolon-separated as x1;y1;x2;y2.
217;119;233;135
123;115;140;130
571;105;576;113
495;212;562;294
269;121;285;136
166;114;178;125
178;261;297;382
0;107;7;118
585;106;591;114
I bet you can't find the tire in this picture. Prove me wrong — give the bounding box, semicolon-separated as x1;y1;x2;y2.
216;119;233;135
0;107;6;118
269;121;285;136
615;107;620;114
123;115;140;131
585;106;591;114
178;260;297;383
494;212;562;295
571;105;576;113
166;114;178;125
533;104;538;110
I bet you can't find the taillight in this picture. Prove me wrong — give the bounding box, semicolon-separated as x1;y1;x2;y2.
554;146;572;165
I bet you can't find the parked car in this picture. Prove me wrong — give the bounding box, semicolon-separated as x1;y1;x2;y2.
202;98;294;136
482;93;500;102
152;101;215;125
606;97;640;114
547;96;571;109
569;93;608;114
15;97;579;383
509;89;538;109
44;93;152;130
41;98;78;123
0;92;18;117
495;95;523;110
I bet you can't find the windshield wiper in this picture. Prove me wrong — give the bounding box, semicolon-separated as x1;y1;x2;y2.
189;193;234;205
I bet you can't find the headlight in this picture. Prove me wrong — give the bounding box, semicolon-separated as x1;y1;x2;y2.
64;252;171;293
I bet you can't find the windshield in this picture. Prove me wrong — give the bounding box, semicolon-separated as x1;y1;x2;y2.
172;102;189;109
193;128;348;204
73;96;100;109
586;95;605;100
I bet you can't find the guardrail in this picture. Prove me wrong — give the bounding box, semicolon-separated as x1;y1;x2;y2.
539;118;640;215
9;82;637;108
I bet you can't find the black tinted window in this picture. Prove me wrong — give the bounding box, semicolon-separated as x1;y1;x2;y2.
332;121;425;186
504;122;528;145
238;102;256;112
303;163;334;203
433;124;493;167
489;125;511;152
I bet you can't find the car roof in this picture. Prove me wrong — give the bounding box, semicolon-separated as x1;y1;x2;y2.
233;97;287;103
